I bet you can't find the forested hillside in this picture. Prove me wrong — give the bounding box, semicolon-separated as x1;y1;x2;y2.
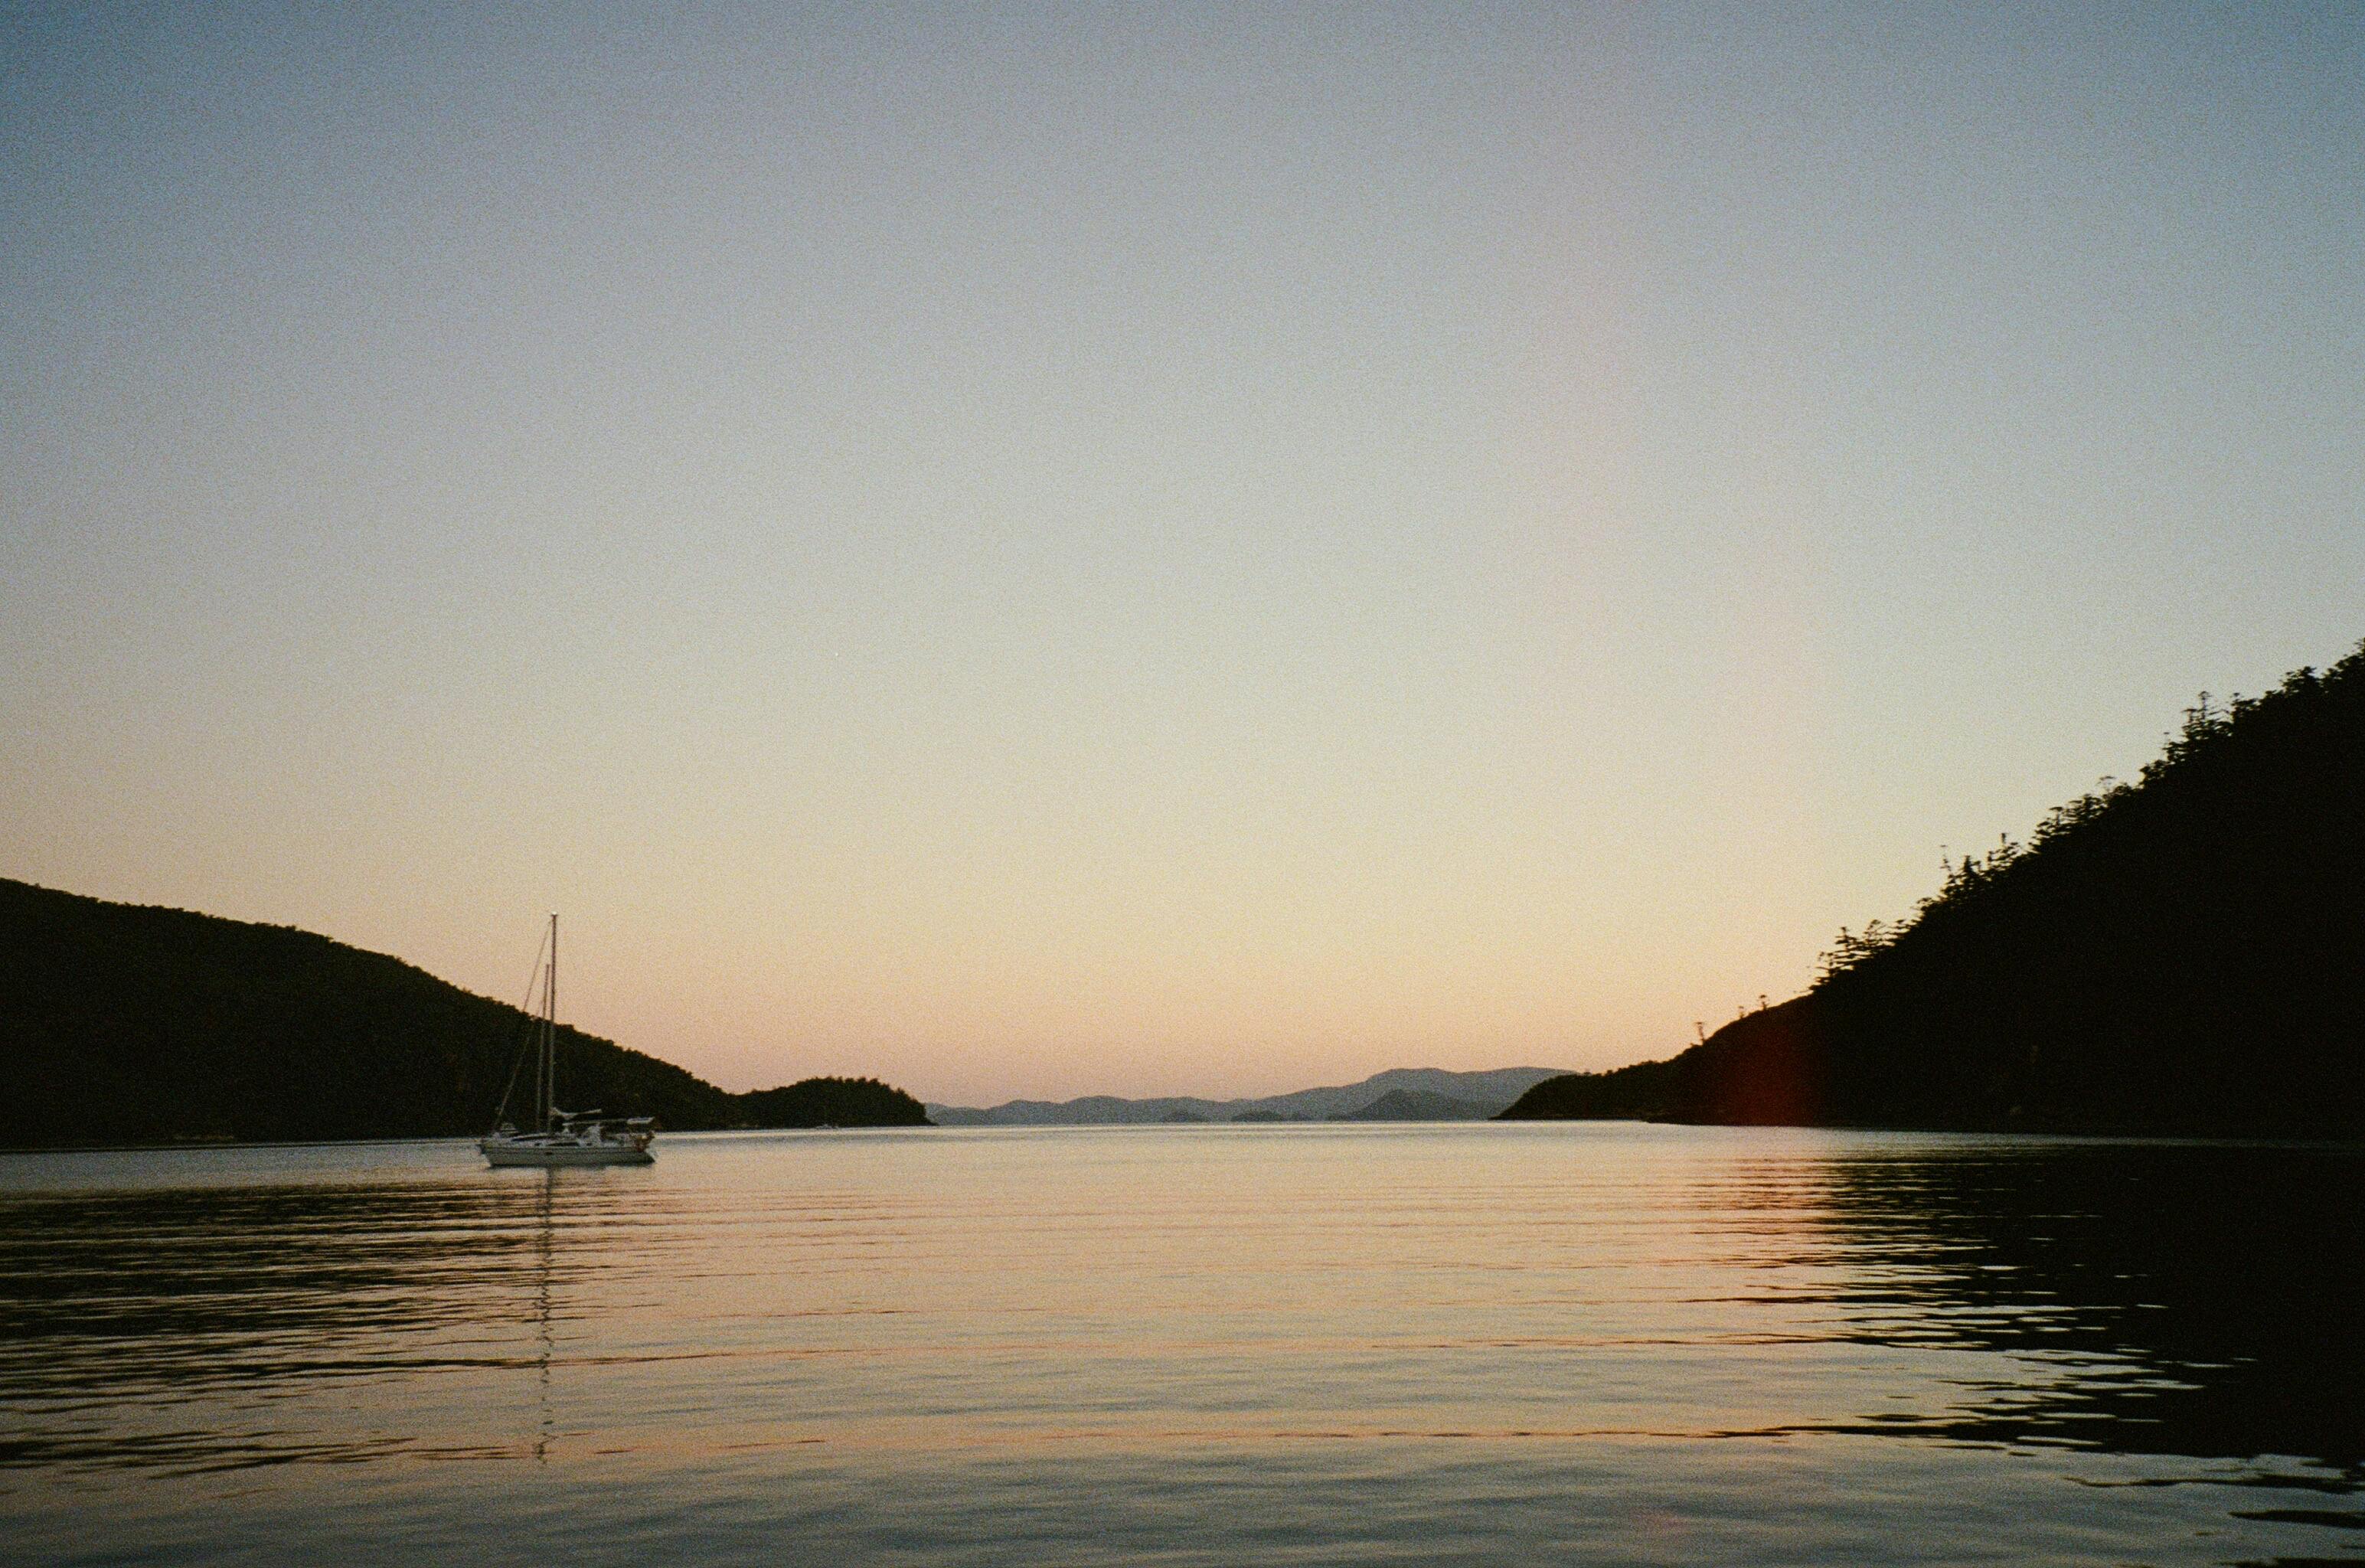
1;880;929;1146
735;1076;931;1129
1504;644;2365;1136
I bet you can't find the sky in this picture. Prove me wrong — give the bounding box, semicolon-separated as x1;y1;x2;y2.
4;3;2360;1105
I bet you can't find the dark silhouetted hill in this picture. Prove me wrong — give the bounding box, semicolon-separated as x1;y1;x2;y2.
732;1076;930;1129
0;880;931;1146
1503;643;2365;1138
1496;1057;1682;1123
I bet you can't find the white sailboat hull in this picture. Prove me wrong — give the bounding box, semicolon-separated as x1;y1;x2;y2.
480;1136;654;1168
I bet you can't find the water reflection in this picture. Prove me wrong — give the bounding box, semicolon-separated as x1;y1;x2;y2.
3;1128;2362;1566
1807;1140;2365;1475
0;1161;599;1472
528;1169;557;1465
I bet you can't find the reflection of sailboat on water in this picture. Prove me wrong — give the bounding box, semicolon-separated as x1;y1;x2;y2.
531;1168;556;1463
481;914;655;1167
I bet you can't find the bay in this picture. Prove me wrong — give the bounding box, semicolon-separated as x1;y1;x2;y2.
2;1123;2360;1566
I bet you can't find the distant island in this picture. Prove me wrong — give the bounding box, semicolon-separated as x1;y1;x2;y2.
0;878;930;1148
1502;642;2365;1138
926;1067;1567;1126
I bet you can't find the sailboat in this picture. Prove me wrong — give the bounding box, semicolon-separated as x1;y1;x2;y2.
479;914;655;1168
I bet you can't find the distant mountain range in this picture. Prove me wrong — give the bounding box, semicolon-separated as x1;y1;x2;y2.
926;1067;1569;1126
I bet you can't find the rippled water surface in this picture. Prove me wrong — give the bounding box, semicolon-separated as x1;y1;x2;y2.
4;1124;2361;1565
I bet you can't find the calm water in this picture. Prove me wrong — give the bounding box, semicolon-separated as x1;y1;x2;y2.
2;1123;2360;1566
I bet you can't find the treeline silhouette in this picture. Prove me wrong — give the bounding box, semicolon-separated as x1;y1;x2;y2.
733;1076;930;1129
2;879;933;1147
1504;641;2365;1135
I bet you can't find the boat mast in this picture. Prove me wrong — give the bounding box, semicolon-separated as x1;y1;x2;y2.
543;913;558;1132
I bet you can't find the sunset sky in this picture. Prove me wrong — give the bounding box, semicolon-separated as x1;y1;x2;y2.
5;4;2360;1104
